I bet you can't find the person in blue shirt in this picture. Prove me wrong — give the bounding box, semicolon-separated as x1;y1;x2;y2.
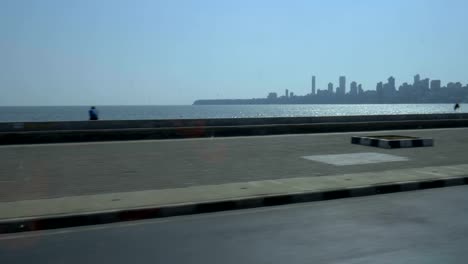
89;106;99;121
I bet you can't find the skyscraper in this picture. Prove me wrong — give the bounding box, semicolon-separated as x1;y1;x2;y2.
285;89;289;98
358;84;363;95
339;76;346;96
350;81;358;96
267;92;278;99
328;83;334;93
388;76;396;91
311;75;316;95
431;80;441;91
376;82;383;97
414;74;421;85
421;78;430;91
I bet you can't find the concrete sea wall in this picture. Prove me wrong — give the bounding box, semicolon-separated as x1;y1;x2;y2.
1;114;468;145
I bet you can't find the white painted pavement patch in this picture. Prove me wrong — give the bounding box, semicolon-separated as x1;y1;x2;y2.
302;152;409;166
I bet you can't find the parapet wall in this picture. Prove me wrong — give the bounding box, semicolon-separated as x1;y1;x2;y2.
1;113;468;132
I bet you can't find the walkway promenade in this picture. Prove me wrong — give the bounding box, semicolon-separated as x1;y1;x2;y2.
1;127;468;232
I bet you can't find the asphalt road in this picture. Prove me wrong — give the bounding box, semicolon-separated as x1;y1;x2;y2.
1;185;468;264
1;127;468;202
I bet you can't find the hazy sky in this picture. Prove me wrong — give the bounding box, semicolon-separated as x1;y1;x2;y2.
2;0;468;106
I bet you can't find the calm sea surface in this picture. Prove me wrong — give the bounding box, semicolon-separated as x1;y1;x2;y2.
0;104;466;122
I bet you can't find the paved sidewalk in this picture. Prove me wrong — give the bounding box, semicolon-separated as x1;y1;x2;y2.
1;128;468;202
0;127;467;229
1;163;468;221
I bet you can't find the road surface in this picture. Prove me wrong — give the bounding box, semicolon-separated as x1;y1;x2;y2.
1;185;468;263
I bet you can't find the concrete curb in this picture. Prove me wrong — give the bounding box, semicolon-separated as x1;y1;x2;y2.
2;119;468;145
1;176;467;234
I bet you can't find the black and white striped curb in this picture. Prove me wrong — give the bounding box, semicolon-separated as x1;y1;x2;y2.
1;176;467;234
351;136;434;149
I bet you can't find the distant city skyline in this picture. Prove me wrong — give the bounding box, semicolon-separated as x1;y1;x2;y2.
2;0;468;105
194;74;468;105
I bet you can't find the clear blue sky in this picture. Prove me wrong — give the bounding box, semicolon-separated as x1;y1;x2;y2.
1;0;468;105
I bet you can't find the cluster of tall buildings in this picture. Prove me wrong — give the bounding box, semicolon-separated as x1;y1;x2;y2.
194;74;468;105
267;74;468;104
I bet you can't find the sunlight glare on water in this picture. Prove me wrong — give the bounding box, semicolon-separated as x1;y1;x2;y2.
0;104;465;122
